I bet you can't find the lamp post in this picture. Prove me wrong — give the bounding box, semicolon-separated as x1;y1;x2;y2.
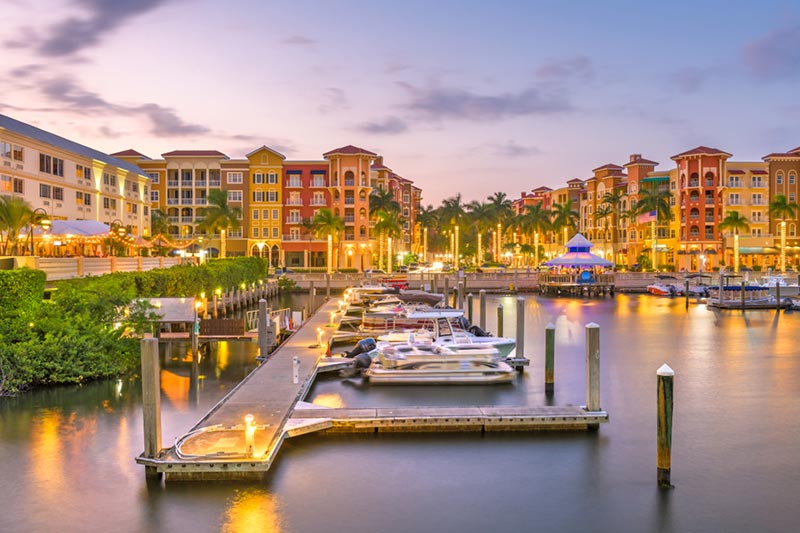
781;220;787;274
30;208;51;256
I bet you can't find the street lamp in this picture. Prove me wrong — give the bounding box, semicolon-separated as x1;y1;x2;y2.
30;208;51;256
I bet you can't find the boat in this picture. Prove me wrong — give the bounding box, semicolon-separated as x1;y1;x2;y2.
376;316;516;358
360;303;464;334
363;341;515;385
647;275;682;296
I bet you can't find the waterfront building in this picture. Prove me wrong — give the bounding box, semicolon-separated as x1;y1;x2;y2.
245;146;285;263
0;114;151;252
763;146;800;267
281;159;330;269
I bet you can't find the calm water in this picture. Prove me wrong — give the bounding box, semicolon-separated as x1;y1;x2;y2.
1;293;799;532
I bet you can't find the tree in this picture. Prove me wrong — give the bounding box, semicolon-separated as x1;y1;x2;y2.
594;204;614;261
299;217;317;268
518;203;551;266
369;185;400;216
196;189;242;258
636;187;672;270
467;201;493;265
437;194;467;265
550;199;579;246
373;209;403;271
312;208;344;273
601;189;625;258
486;191;514;260
149;209;170;256
0;195;33;256
719;211;750;274
768;194;799;273
415;204;438;261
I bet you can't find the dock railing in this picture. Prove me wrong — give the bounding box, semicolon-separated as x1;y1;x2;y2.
247;307;292;332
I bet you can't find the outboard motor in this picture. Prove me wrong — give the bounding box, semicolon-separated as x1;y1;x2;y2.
343;338;377;358
352;353;372;371
468;325;492;337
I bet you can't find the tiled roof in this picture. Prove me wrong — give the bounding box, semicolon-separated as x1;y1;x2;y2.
323;145;377;157
111;149;150;159
245;145;286;159
0;114;147;176
623;157;659;167
371;164;392;171
162;150;229;158
567;178;585;183
531;186;552;192
762;151;800;160
592;163;624;172
671;146;732;159
789;146;800;154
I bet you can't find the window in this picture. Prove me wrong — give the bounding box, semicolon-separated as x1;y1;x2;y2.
262;227;269;237
131;204;138;214
103;172;117;186
252;227;259;238
53;187;63;201
753;228;762;236
227;172;243;184
13;178;23;194
267;172;278;184
777;172;784;185
272;209;278;220
752;193;763;205
39;154;51;173
253;173;265;184
791;173;797;185
268;191;278;202
228;191;242;202
0;142;11;158
39;183;51;198
791;224;797;237
252;209;259;220
252;191;265;202
261;209;269;219
272;227;279;238
791;192;796;202
728;193;739;205
1;174;11;192
151;190;159;202
147;172;159;184
144;206;149;216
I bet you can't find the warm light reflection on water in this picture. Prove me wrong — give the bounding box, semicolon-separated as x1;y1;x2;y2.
312;393;345;408
221;489;284;533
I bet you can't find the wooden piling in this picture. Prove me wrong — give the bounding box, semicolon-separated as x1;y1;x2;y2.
740;281;746;309
585;323;600;414
684;280;689;309
467;293;473;323
479;289;487;330
545;323;555;394
776;283;781;311
496;304;503;336
443;276;449;300
326;273;331;299
258;299;269;359
141;337;162;478
213;294;218;319
457;280;464;310
515;297;525;360
657;363;674;488
308;281;315;313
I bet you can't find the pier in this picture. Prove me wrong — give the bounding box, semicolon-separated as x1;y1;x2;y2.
137;298;609;482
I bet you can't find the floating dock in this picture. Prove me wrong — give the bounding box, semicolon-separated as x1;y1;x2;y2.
137;299;608;481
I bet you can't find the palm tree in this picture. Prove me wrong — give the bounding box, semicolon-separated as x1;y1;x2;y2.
299;217;316;268
636;187;672;270
0;195;33;255
768;194;799;273
312;208;344;273
438;194;467;266
519;203;551;266
601;189;624;261
374;209;403;271
196;189;242;258
415;204;437;262
486;192;514;261
719;211;750;274
594;204;614;261
467;201;493;265
620;206;640;266
149;209;170;256
550;199;579;248
369;185;400;215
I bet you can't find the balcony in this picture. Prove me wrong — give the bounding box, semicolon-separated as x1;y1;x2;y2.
285;179;302;188
285;199;303;206
310;199;326;206
282;234;324;242
344;179;355;187
195;198;207;205
167;199;179;205
181;198;194;205
705;216;715;222
285;217;302;224
727;180;742;188
751;181;767;188
181;216;194;223
167;181;179;187
344;198;355;205
311;179;327;188
195;180;207;187
167;216;179;223
209;180;221;187
344;215;355;223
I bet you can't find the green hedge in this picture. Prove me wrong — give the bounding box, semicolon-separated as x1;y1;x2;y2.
0;257;269;396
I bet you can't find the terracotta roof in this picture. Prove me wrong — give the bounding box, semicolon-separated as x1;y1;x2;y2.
371;164;392;171
323;145;377;157
592;163;624;172
727;169;746;175
162;150;229;158
671;146;732;159
750;169;768;175
762;151;800;160
567;178;584;183
789;146;800;154
245;145;286;159
531;186;552;192
623;156;659;167
111;149;150;159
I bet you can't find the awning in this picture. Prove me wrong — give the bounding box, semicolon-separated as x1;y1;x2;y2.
49;219;111;236
726;246;780;255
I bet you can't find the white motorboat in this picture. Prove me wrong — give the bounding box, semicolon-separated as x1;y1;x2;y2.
376;317;516;358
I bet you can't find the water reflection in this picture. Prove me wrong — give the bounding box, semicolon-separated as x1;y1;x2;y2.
221;488;284;532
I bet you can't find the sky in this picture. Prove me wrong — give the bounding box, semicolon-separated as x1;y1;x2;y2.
1;0;799;205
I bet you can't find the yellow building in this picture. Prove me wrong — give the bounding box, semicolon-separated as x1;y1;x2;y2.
245;146;285;264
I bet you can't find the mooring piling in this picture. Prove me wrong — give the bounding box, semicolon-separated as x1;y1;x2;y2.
443;276;449;301
545;323;555;394
585;323;600;416
496;304;504;337
776;283;781;311
479;289;487;330
326;273;331;299
258;299;269;358
141;337;162;478
293;356;300;384
467;293;473;323
740;281;746;309
515;297;525;360
684;280;690;309
657;363;674;488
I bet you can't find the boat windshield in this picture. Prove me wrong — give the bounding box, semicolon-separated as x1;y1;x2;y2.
437;318;453;336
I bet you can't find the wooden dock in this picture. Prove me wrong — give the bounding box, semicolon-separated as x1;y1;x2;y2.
137;298;609;482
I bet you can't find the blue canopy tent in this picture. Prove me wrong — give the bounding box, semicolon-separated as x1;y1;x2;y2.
543;233;613;268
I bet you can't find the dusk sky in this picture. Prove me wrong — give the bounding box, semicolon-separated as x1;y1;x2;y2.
1;0;799;205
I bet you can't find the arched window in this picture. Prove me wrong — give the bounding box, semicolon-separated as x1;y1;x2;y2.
704;172;715;187
689;173;699;187
332;171;338;186
790;172;797;185
359;207;366;219
690;208;700;219
777;172;784;185
344;171;355;186
689;191;700;202
791;223;797;237
359;190;366;199
359;226;366;237
689;226;700;237
680;174;686;188
360;172;367;186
